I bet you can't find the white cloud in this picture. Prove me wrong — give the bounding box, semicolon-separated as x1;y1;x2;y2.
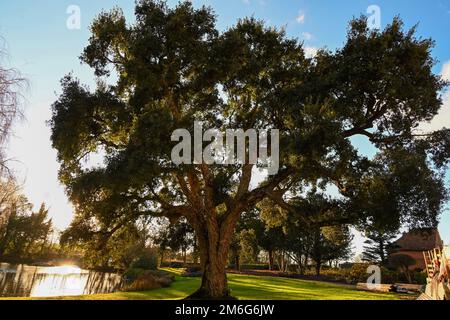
242;0;266;5
418;61;450;132
301;32;313;40
419;91;450;132
304;47;318;59
441;61;450;82
296;11;305;24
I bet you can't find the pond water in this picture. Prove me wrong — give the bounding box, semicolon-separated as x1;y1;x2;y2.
0;263;123;298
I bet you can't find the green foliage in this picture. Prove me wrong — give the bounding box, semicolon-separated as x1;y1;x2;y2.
309;225;354;275
412;270;428;285
165;261;184;268
122;270;174;292
238;264;270;270
131;248;158;270
362;230;397;264
348;263;372;284
123;267;145;280
153;219;195;264
257;198;354;274
0;183;54;262
387;254;417;283
388;254;416;269
181;265;202;277
296;264;370;284
237;229;259;264
60;216;154;270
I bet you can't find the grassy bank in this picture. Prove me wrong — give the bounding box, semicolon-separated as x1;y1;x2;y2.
4;268;405;300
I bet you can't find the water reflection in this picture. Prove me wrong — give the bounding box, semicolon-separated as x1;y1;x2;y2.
0;263;123;298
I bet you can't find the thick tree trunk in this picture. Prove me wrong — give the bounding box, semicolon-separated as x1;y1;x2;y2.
198;259;229;298
187;240;232;299
182;171;246;299
268;250;274;271
186;215;237;299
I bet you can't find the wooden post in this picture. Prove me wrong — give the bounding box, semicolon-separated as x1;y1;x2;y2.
423;251;430;278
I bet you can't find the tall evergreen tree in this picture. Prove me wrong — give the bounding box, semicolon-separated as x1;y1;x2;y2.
362;230;397;264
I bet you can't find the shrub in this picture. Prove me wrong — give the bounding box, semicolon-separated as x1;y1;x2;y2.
122;270;175;292
238;264;270;270
185;265;201;273
305;263;374;284
160;261;184;268
348;263;372;283
308;268;347;282
131;248;158;270
379;267;400;284
412;270;427;285
387;254;416;283
169;261;184;268
181;265;202;277
123;267;145;280
303;263;426;285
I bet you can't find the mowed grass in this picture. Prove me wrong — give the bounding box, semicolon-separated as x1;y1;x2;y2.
11;268;402;300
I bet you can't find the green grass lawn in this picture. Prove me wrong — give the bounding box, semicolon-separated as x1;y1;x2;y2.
13;268;403;300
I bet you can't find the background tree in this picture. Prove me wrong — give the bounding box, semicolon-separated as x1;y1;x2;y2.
354;148;447;264
238;229;259;264
321;225;353;268
153;218;195;264
259;196;353;274
0;199;53;262
0;191;32;258
60;216;153;270
362;230;397;265
228;210;264;269
50;0;450;298
228;232;241;271
152;219;171;265
258;226;285;271
308;225;353;276
388;254;416;283
0;42;25;175
0;177;21;228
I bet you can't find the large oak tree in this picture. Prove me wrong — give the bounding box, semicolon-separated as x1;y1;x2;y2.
51;0;449;298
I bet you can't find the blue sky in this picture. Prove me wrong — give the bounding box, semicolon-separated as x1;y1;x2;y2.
0;0;449;255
